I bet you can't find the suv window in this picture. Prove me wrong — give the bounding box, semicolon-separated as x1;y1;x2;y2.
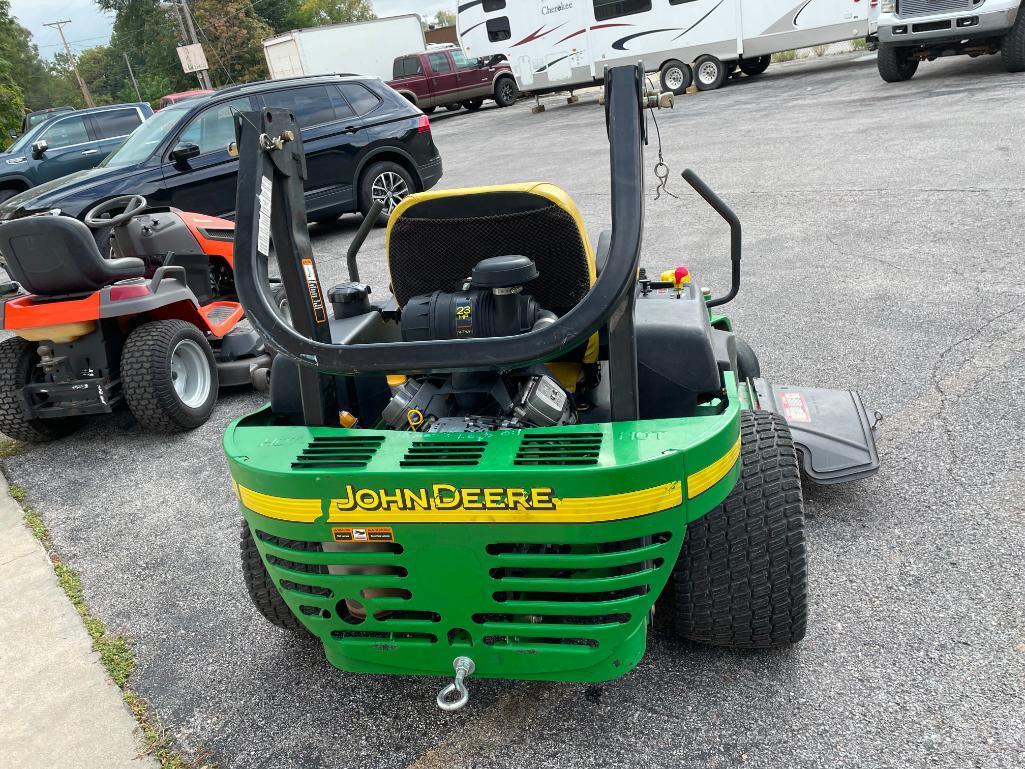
40;115;90;149
451;50;476;69
593;0;651;21
91;108;142;140
262;85;350;128
338;83;381;117
394;56;423;78
427;52;452;74
178;97;253;155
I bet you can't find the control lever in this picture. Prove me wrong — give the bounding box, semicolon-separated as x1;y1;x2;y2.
346;200;384;282
682;169;741;308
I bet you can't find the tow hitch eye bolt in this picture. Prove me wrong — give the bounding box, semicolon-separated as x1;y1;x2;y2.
436;656;475;712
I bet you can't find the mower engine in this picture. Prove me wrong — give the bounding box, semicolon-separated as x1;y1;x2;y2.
382;255;576;433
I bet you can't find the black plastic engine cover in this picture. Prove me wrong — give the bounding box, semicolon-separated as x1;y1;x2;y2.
635;283;722;418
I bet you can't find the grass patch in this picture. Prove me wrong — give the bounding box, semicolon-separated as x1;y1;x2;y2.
15;487;208;768
0;438;25;459
772;49;799;63
851;37;868;51
812;44;830;57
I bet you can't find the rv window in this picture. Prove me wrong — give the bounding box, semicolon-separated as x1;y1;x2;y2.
482;0;506;10
486;17;511;42
428;52;452;73
394;56;423;78
593;0;651;21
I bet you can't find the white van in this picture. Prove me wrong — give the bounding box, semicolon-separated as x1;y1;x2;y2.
457;0;880;95
875;0;1023;81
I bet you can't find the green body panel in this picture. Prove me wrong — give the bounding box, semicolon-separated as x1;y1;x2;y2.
224;376;742;682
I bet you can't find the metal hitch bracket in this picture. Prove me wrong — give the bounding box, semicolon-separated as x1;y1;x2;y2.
436;656;475;712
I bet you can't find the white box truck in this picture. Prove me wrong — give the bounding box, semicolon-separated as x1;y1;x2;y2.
264;15;427;82
457;0;879;95
875;0;1023;81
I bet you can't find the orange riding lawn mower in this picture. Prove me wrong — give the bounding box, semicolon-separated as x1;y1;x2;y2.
0;196;282;441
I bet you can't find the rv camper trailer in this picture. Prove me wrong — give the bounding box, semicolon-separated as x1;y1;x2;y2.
457;0;879;94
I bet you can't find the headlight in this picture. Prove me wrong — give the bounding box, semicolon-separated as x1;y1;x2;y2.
882;1;896;13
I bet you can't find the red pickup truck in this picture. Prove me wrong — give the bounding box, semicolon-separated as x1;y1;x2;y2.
388;48;518;114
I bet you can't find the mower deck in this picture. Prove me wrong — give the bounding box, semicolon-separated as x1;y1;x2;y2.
225;379;742;681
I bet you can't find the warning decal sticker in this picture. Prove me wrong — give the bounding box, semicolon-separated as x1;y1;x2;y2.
257;174;272;257
780;391;811;423
332;526;395;543
301;258;328;324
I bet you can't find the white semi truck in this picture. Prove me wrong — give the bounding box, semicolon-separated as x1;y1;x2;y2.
263;15;427;82
875;0;1023;81
457;0;881;95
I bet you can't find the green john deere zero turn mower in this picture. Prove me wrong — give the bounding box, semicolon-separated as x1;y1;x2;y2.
224;65;879;711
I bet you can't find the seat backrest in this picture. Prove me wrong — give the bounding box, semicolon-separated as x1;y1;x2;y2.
386;184;596;315
0;216;145;296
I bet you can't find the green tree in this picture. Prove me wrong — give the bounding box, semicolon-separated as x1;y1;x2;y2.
434;9;456;27
193;0;273;83
0;0;26;145
295;0;376;27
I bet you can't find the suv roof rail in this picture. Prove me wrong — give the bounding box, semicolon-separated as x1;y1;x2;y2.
215;73;363;97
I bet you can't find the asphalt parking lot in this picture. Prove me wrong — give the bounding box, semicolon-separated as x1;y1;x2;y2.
6;51;1025;768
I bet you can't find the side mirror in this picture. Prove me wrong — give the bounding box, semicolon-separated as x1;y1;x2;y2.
8;130;17;140
31;140;48;160
170;142;201;164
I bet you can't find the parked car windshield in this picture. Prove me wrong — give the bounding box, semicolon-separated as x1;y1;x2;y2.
100;106;188;168
6;126;40;154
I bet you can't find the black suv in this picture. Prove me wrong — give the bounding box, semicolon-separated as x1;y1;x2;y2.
0;76;442;224
0;103;153;204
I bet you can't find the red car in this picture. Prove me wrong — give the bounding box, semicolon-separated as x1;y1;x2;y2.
158;89;215;110
388;48;517;114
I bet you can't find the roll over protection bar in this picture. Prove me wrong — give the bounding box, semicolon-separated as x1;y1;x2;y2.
231;66;646;389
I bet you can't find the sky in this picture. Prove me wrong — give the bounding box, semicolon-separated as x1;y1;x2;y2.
11;0;451;60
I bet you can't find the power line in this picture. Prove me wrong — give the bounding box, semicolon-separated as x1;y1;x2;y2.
43;20;95;107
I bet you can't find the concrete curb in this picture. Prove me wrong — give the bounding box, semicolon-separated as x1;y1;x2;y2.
0;473;158;769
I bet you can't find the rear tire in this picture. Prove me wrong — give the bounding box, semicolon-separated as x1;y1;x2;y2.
0;188;21;205
736;336;761;380
1003;7;1025;72
659;59;693;95
359;160;415;226
240;522;310;633
121;319;218;432
877;44;918;82
694;55;727;91
739;55;771;76
671;410;807;648
0;337;80;442
494;76;518;107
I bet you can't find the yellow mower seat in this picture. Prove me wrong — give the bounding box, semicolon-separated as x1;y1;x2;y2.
386;183;600;390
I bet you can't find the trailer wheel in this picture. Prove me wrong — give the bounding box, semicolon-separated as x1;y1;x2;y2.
671;410;807;648
694;55;727;91
463;98;484;111
494;76;519;107
445;103;462;112
421;105;437;115
877;44;918;82
121;319;218;432
240;522;311;633
659;59;692;95
1002;6;1025;72
739;55;771;76
0;337;80;442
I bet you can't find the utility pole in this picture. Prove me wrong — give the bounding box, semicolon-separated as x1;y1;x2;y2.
177;0;213;90
44;20;95;107
123;52;142;102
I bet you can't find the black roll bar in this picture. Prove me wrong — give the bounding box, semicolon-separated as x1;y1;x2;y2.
231;65;647;420
682;169;741;309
